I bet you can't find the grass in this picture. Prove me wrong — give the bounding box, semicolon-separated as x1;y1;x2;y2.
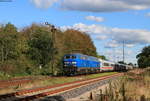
0;72;11;80
85;72;118;79
40;72;118;86
0;72;118;95
98;69;150;101
18;72;118;90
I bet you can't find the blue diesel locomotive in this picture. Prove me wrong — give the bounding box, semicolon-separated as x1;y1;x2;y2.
63;53;133;75
63;53;100;75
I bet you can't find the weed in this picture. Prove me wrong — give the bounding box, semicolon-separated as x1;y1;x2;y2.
98;69;150;101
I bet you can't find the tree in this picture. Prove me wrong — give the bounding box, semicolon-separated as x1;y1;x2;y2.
118;61;126;65
0;23;99;76
0;23;20;62
136;45;150;68
97;55;107;60
22;24;62;75
63;29;97;56
128;62;134;66
0;23;29;75
28;28;54;68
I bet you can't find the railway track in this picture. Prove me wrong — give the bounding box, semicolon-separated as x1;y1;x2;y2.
0;77;35;89
0;76;53;89
0;74;114;89
0;73;123;101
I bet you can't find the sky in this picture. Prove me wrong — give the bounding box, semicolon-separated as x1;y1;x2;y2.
0;0;150;64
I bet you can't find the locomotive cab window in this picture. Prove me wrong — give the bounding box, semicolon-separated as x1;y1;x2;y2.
64;55;76;59
64;56;70;59
72;56;76;59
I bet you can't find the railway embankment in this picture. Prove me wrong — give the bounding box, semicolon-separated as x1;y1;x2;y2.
2;70;148;101
38;73;122;101
65;69;150;101
0;72;117;95
0;72;119;101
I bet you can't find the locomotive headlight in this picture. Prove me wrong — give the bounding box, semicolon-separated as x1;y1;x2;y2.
72;62;77;64
64;62;69;64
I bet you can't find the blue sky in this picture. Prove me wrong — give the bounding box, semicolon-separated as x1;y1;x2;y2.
1;0;150;64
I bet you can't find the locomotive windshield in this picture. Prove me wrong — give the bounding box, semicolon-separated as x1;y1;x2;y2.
64;56;70;59
72;56;76;59
64;55;76;59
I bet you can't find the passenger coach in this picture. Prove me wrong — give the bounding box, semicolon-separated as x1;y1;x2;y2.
99;59;115;72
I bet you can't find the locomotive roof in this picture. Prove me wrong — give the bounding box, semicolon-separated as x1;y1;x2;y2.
64;53;99;61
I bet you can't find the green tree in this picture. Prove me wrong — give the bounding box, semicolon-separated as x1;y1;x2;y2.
97;55;107;60
0;23;20;62
136;45;150;68
128;62;134;66
22;24;61;75
28;28;54;68
118;61;126;65
0;23;29;75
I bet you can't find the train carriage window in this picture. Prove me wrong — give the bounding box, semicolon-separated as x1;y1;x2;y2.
111;64;114;66
103;63;109;66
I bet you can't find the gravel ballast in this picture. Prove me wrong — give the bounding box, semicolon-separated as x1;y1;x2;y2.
40;76;120;101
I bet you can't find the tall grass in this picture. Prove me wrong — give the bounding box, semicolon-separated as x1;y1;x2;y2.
98;69;150;101
0;71;11;80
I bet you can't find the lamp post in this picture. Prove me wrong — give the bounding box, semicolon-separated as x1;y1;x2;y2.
45;22;56;75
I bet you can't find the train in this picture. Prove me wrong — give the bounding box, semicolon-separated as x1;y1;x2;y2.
63;53;133;75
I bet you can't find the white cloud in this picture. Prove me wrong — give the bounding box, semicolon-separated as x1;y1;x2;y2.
146;12;150;16
66;23;110;34
126;50;133;55
105;41;135;48
115;50;123;55
125;44;135;48
111;28;150;44
105;40;119;48
61;23;150;45
61;0;150;12
96;35;107;40
30;0;150;12
30;0;58;8
105;48;134;63
85;16;104;22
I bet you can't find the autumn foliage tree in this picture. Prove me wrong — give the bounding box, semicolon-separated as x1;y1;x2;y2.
63;29;97;57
